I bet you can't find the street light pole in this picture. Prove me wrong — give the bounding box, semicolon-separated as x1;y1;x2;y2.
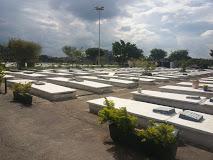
95;6;104;65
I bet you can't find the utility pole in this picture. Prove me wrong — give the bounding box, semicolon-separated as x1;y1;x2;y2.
95;6;104;65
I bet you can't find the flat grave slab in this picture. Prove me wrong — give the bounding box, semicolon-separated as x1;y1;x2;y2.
140;76;170;82
199;80;213;84
8;72;47;80
167;110;213;151
201;77;213;81
154;75;181;79
178;82;213;88
4;75;15;80
77;76;137;88
160;85;213;96
73;72;93;76
131;90;213;114
87;96;182;127
39;71;73;77
99;75;155;84
46;77;113;94
7;79;76;101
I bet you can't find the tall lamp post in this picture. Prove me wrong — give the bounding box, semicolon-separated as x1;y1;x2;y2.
95;6;104;65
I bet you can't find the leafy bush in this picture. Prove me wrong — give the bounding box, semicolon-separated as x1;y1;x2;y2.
137;122;176;145
134;58;156;71
12;82;32;93
184;58;213;69
98;98;137;133
136;121;178;159
98;99;178;159
203;85;208;91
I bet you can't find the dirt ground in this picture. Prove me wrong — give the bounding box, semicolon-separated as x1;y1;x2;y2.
0;78;213;160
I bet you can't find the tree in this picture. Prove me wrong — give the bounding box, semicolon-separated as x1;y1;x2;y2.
149;48;167;62
134;58;156;71
112;40;144;66
210;49;213;58
62;46;85;65
39;55;50;63
0;44;11;62
168;50;191;62
8;38;41;69
85;48;106;65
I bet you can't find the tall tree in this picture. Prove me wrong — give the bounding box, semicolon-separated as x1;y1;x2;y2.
8;38;41;69
149;48;167;62
210;49;213;58
112;40;144;66
168;50;191;62
0;44;11;62
62;46;84;65
85;48;105;64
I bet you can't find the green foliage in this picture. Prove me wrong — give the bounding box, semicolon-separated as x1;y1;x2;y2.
62;46;74;57
103;97;115;108
112;40;144;66
99;99;178;159
62;46;85;64
85;48;106;64
168;50;191;62
12;83;32;93
179;60;188;72
185;58;213;69
137;122;177;146
203;85;208;91
8;38;41;69
136;122;178;159
134;59;156;71
149;48;167;61
98;98;137;133
0;43;12;62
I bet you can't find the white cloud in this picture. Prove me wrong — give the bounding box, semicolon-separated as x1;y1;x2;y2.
201;30;213;37
0;0;213;58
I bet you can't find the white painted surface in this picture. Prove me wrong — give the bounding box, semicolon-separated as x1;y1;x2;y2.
167;111;213;135
8;79;76;93
160;85;213;94
141;76;169;80
4;75;14;79
47;77;112;88
178;82;213;88
199;80;213;84
202;99;213;106
132;90;206;103
19;72;47;77
87;96;182;121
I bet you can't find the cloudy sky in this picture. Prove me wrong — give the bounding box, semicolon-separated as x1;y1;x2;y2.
0;0;213;58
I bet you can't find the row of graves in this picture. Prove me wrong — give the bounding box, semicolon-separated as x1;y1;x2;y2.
5;67;213;101
4;67;213;151
88;73;213;151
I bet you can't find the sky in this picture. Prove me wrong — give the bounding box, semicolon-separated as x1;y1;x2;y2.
0;0;213;58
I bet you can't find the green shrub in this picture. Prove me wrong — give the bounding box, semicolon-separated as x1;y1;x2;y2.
12;82;32;93
203;85;208;91
98;98;137;133
137;122;176;145
98;99;178;159
136;121;178;159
